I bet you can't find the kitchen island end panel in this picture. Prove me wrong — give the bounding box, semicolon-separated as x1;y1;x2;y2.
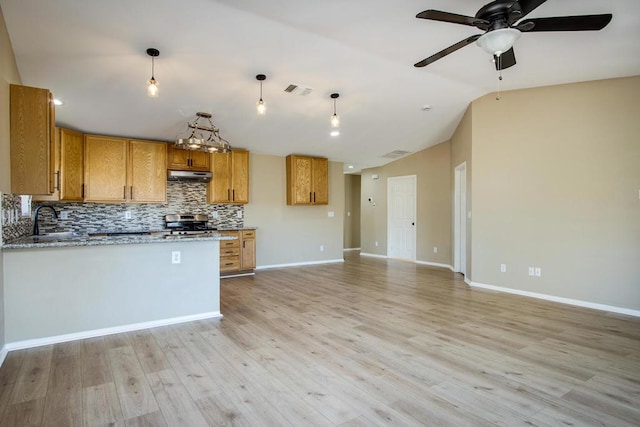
3;239;221;346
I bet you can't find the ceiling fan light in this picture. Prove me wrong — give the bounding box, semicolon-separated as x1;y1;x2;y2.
476;28;520;56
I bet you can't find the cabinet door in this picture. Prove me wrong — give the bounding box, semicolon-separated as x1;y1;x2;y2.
208;152;231;203
129;140;167;203
10;84;54;195
231;150;249;204
286;155;313;205
84;135;128;202
312;157;329;205
189;150;210;171
59;128;84;201
167;145;190;170
240;230;256;270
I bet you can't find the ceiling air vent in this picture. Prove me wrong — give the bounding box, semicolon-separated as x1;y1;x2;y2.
381;150;411;159
284;84;313;96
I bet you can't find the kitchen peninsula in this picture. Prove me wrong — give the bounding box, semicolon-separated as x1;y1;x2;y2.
2;233;234;348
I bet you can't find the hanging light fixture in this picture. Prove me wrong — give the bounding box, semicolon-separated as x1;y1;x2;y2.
146;48;160;98
175;112;232;153
256;74;266;115
330;93;340;136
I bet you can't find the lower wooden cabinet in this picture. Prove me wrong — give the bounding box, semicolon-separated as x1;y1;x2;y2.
219;229;256;276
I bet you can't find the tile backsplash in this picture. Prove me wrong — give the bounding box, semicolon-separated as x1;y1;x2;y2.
2;182;245;241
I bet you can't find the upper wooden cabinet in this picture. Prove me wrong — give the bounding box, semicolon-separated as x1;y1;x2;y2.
10;84;55;195
286;155;328;205
84;135;166;203
208;149;249;204
33;127;84;202
167;145;210;171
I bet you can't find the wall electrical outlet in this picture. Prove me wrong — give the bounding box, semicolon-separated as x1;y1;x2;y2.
433;247;438;253
500;264;506;273
172;251;181;264
212;211;219;219
124;211;132;220
328;211;335;218
60;211;69;220
528;267;535;276
236;211;243;219
347;211;351;217
320;245;324;252
375;241;379;247
535;267;541;277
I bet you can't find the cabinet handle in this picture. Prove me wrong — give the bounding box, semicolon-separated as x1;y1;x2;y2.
123;186;126;199
310;192;312;202
232;189;235;201
243;241;245;248
313;192;316;203
81;184;85;198
54;171;60;190
227;189;231;201
130;186;134;200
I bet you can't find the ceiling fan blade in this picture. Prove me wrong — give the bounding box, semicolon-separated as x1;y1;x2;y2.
519;14;613;32
414;35;481;68
494;48;516;70
416;10;488;28
517;0;548;19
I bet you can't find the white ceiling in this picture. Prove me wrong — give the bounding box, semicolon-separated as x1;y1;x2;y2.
2;0;639;173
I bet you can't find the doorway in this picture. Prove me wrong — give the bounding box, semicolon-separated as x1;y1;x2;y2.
387;175;416;261
454;162;467;275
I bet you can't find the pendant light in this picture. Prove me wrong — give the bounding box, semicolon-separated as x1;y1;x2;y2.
330;93;340;136
256;74;266;115
146;48;160;98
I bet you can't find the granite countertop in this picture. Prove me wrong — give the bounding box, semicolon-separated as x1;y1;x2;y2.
2;231;237;250
216;226;257;231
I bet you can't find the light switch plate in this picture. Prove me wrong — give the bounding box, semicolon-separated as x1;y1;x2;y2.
328;211;335;217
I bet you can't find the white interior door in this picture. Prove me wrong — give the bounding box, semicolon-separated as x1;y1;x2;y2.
454;162;467;275
387;175;416;261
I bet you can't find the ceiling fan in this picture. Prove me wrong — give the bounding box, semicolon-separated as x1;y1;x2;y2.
414;0;612;70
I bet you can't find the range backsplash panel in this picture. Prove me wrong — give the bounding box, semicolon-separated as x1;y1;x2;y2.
3;182;245;239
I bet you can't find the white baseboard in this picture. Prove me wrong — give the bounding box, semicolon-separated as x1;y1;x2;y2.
5;311;223;353
343;247;361;252
0;345;8;368
221;272;255;279
415;260;454;271
256;259;344;270
468;281;640;318
359;252;388;259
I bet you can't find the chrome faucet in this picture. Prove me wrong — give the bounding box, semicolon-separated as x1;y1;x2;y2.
32;205;58;236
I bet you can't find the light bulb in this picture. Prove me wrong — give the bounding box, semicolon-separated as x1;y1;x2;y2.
257;99;266;115
331;113;340;128
147;78;159;98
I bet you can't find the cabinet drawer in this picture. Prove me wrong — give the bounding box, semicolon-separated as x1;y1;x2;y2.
242;230;255;239
220;259;240;272
220;248;240;257
220;239;239;248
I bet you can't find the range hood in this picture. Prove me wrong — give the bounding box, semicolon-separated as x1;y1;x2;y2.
167;170;212;182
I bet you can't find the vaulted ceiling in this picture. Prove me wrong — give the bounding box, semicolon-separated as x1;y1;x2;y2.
2;0;639;172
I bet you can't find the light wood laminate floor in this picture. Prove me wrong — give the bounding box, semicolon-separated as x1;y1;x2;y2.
0;252;639;426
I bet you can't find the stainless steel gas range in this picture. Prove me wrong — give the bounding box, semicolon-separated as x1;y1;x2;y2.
163;214;218;239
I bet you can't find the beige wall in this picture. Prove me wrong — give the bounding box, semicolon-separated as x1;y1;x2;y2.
0;3;21;355
243;153;345;267
451;105;473;276
360;141;452;265
343;174;361;249
471;76;640;310
1;5;21;193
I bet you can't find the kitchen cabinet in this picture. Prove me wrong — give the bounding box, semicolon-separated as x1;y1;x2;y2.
10;84;55;195
219;229;256;276
286;155;328;205
208;149;249;204
167;145;210;171
84;135;166;203
33;127;84;202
